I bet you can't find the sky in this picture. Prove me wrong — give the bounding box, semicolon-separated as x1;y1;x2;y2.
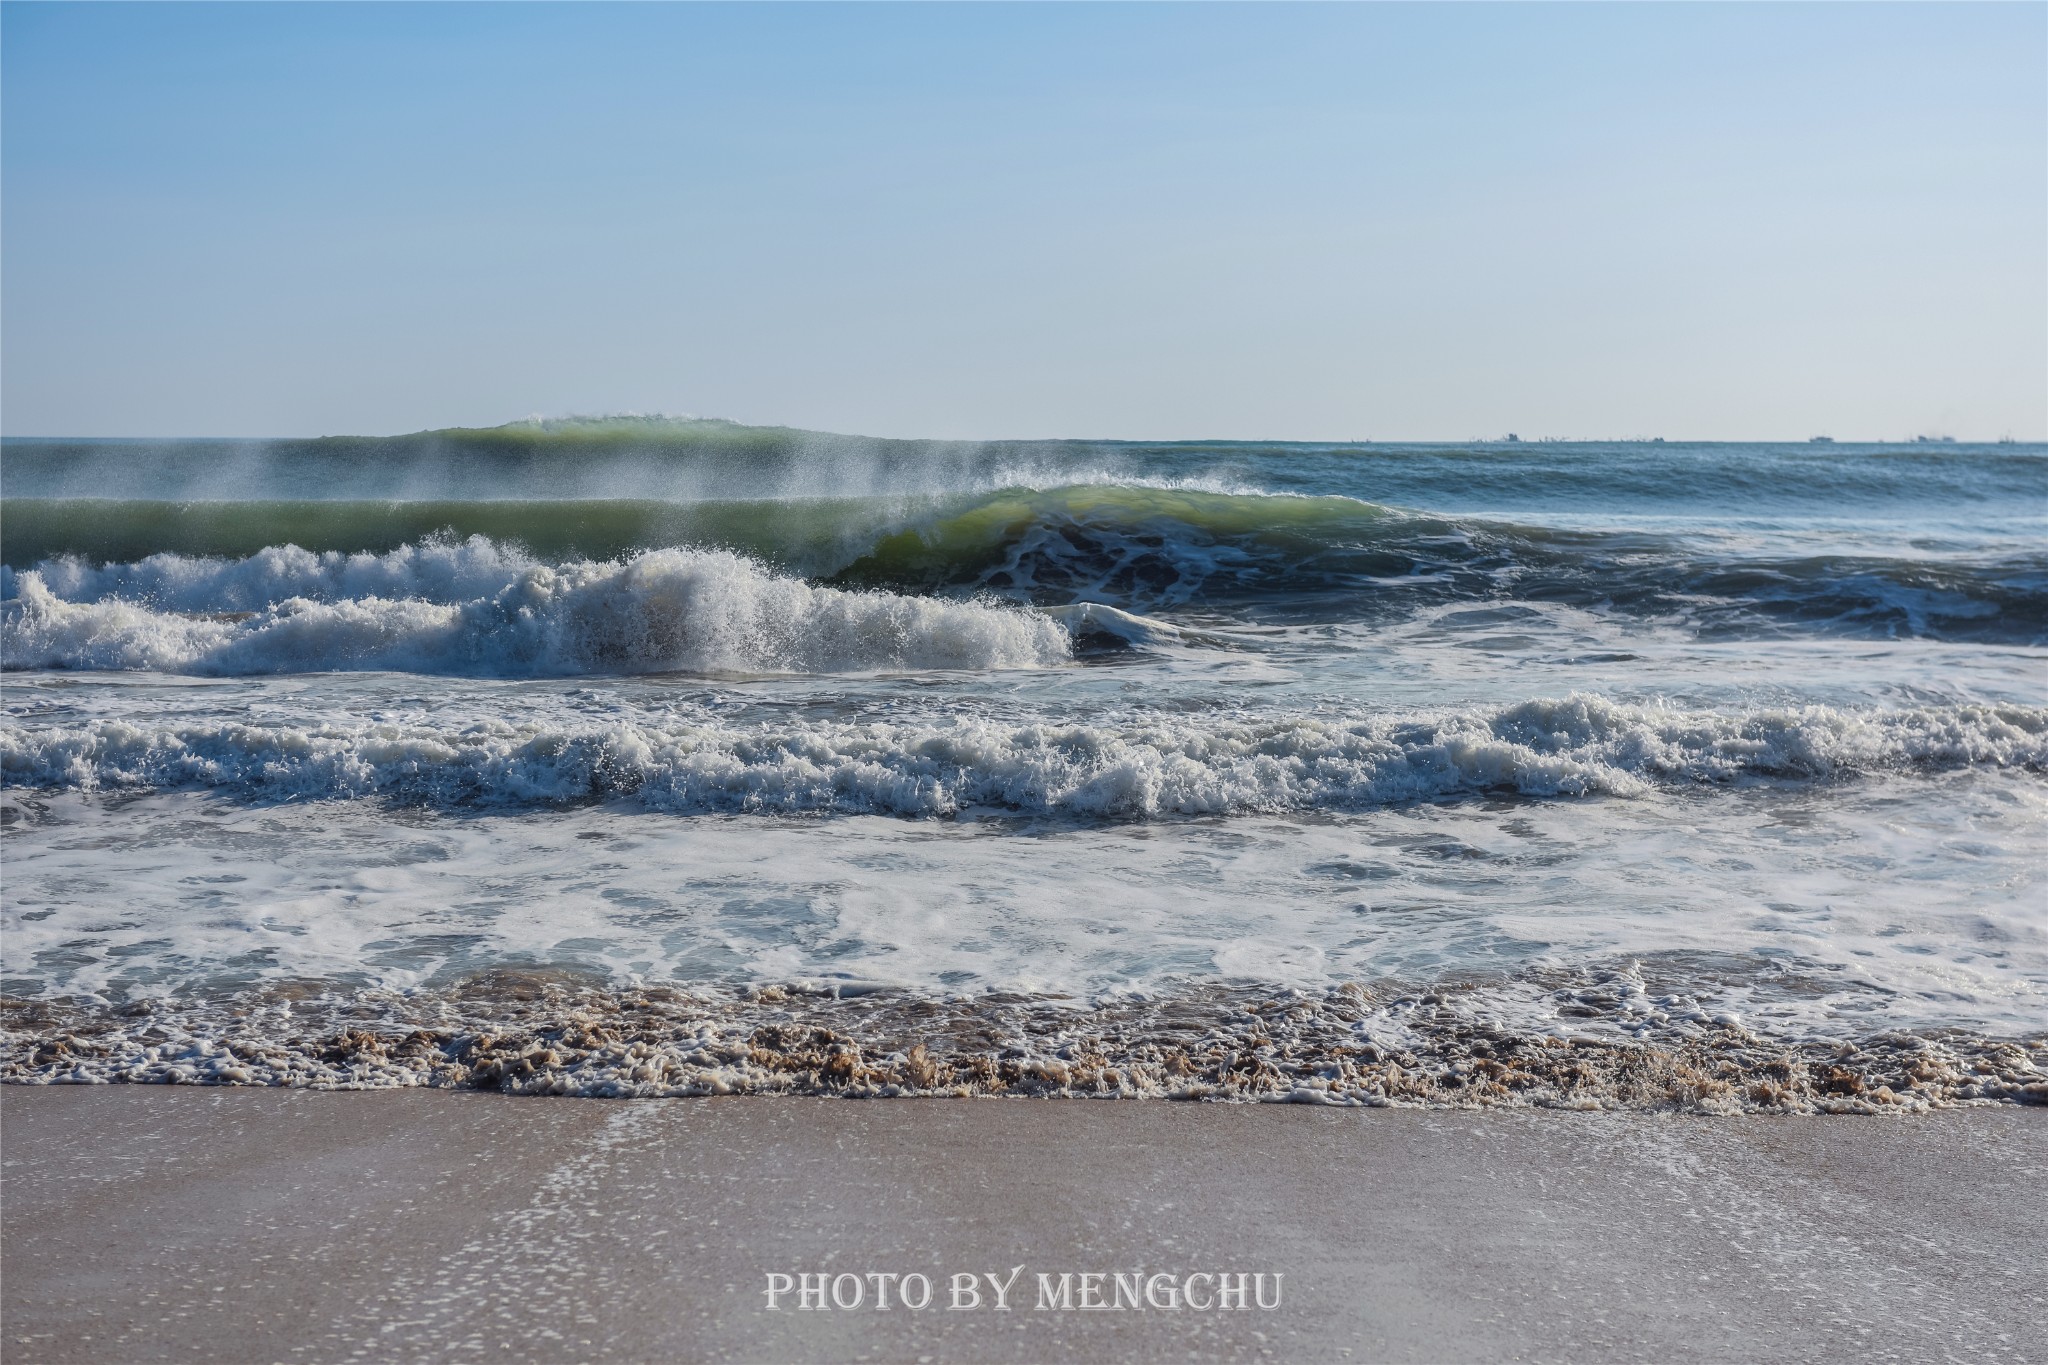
2;2;2043;442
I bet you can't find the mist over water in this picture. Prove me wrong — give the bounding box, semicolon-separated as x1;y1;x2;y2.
4;418;2044;1102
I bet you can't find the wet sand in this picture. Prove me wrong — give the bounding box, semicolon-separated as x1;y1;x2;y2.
2;1089;2042;1364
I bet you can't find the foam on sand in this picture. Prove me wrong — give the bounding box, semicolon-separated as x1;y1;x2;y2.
5;974;2041;1113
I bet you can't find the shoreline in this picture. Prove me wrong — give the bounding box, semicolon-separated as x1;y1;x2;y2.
5;1088;2043;1363
9;980;2045;1113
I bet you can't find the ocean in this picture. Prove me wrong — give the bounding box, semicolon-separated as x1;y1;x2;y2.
3;418;2043;1110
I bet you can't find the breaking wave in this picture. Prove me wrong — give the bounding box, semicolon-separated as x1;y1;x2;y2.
7;484;2043;640
0;544;1069;677
4;696;2040;817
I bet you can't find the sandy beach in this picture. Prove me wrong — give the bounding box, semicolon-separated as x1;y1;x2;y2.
3;1090;2041;1364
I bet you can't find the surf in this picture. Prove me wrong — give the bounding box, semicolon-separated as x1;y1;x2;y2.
0;544;1071;677
7;497;2043;642
5;695;2040;817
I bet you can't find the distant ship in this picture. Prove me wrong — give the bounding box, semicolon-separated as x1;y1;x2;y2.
1911;435;1957;444
1808;436;1835;444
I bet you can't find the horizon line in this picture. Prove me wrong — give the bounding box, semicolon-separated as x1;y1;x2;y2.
2;422;2041;447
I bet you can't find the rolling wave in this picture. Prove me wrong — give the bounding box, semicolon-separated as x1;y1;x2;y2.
0;545;1069;676
4;697;2040;817
834;485;2048;640
6;484;2043;643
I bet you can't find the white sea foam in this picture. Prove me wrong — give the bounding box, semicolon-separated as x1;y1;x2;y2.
0;544;1070;676
4;696;2039;815
7;774;2045;1035
9;537;553;610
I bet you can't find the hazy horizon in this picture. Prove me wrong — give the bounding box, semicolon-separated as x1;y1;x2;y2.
2;412;2041;446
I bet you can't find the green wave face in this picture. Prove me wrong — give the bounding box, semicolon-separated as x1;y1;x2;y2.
836;485;1392;590
1;486;1389;573
0;497;931;576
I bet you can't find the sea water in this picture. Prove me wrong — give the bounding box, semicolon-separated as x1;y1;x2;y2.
3;420;2043;1108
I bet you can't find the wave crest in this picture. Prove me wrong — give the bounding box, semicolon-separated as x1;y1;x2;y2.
5;697;2039;817
0;543;1070;676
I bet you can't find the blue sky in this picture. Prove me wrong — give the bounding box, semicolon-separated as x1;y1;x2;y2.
3;2;2042;440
